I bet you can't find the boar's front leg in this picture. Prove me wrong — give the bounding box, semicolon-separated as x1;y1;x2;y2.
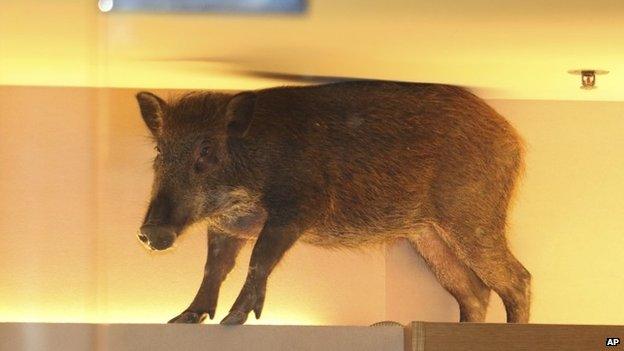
169;230;245;323
220;223;301;325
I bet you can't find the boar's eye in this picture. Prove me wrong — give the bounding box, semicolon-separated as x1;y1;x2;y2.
200;146;209;157
195;144;216;173
154;145;161;154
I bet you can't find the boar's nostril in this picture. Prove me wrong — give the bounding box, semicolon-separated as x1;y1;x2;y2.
137;233;149;244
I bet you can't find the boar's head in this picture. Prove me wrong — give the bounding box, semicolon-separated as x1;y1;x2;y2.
135;91;256;250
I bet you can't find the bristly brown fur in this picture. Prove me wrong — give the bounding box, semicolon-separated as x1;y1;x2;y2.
136;80;531;325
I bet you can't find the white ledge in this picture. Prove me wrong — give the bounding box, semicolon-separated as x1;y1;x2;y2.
0;323;404;351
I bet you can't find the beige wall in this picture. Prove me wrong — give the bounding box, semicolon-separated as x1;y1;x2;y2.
1;86;623;325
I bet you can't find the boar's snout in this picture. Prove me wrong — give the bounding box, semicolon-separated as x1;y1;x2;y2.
139;224;177;251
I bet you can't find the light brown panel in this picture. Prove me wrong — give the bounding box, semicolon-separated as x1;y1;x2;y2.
407;321;623;351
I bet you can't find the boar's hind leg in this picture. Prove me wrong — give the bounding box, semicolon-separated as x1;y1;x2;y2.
436;221;531;323
221;224;301;325
169;231;245;323
409;224;491;322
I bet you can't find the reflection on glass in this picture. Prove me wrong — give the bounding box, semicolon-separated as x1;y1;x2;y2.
105;0;307;13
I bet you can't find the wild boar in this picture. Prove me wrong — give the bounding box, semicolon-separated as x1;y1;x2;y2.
135;81;530;325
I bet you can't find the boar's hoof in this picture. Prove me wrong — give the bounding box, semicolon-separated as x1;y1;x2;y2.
220;311;248;325
168;311;208;324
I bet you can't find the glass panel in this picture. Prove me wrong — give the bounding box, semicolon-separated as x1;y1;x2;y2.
102;0;307;13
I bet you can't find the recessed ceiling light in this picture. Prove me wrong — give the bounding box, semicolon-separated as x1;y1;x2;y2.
98;0;114;12
568;69;609;90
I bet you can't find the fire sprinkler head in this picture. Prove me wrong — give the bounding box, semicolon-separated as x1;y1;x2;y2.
568;69;609;90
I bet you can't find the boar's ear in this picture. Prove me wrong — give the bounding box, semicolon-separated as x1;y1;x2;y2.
226;92;257;138
136;92;167;135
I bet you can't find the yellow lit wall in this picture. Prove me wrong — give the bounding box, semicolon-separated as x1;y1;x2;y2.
385;99;624;325
493;99;624;325
0;87;99;323
1;0;624;101
0;86;387;325
1;86;623;325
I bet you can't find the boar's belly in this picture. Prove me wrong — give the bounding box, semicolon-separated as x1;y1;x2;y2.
300;221;424;248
